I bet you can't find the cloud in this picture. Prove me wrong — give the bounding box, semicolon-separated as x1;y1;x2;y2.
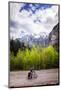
10;3;25;20
10;3;59;39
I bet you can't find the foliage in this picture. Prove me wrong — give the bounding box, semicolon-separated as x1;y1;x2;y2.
10;45;59;71
10;39;27;56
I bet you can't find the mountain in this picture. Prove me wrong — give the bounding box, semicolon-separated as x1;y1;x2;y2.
16;32;49;47
49;23;59;51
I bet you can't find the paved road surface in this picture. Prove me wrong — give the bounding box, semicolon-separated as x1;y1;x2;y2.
9;69;59;87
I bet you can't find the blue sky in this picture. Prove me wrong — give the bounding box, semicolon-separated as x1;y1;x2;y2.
10;3;58;39
19;3;53;13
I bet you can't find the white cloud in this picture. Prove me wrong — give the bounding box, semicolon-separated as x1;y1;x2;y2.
10;3;59;39
10;3;25;20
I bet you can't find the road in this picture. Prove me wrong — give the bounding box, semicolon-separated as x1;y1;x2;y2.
9;69;59;87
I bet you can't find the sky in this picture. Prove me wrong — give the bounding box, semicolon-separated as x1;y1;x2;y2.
10;3;59;39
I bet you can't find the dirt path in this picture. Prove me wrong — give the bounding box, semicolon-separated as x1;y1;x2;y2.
9;69;59;87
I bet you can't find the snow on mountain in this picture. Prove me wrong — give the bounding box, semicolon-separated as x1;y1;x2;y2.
16;30;49;47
